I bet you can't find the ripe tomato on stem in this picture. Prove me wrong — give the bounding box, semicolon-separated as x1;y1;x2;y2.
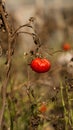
30;58;51;73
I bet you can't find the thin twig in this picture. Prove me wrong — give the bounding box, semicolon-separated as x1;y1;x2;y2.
12;24;32;37
60;82;68;130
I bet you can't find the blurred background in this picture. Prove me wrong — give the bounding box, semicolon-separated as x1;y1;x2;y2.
6;0;73;53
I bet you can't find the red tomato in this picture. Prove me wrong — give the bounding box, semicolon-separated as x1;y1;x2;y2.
62;43;71;51
39;104;47;113
30;58;51;73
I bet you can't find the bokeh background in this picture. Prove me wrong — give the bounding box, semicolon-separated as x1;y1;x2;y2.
0;0;73;130
6;0;73;53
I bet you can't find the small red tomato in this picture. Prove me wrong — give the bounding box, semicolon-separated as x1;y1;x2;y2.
62;43;71;51
39;104;47;113
30;58;51;73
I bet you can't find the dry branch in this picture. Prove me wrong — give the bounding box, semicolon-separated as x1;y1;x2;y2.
0;1;13;128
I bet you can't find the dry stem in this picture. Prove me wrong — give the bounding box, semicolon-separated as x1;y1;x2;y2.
0;2;13;128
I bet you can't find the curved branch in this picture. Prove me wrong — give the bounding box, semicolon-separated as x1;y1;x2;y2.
16;31;37;37
12;24;32;37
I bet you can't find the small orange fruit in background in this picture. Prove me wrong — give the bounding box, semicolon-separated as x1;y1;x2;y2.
62;43;71;51
39;103;47;113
